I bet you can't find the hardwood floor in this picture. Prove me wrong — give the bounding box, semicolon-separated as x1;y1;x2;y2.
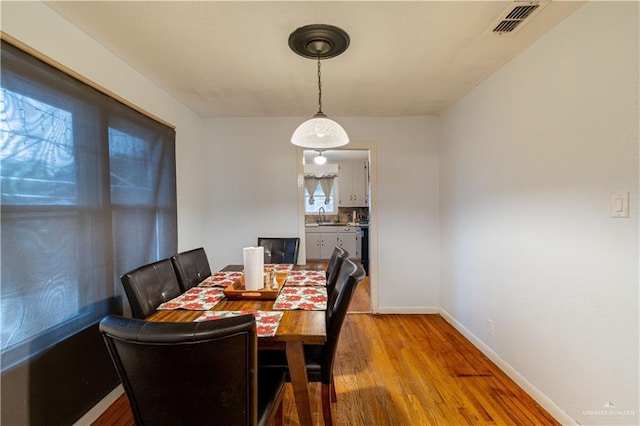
92;314;558;425
348;276;370;313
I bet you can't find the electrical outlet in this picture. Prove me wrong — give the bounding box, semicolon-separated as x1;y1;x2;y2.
487;319;495;337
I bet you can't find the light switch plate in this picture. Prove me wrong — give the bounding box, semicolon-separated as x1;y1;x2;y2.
611;192;629;218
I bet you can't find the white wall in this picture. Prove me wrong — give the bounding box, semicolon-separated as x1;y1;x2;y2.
439;2;639;424
1;1;208;253
342;117;440;310
200;117;302;270
202;116;441;309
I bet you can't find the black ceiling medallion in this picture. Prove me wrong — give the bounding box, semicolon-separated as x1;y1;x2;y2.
288;24;350;60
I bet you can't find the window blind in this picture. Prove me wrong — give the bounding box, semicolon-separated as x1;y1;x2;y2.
0;40;177;371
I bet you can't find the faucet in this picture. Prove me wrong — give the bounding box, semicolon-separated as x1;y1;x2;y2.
318;206;326;223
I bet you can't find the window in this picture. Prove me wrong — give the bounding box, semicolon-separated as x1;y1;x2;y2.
305;179;338;214
0;41;177;371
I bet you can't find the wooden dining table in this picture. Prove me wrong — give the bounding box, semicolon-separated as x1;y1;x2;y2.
146;264;326;426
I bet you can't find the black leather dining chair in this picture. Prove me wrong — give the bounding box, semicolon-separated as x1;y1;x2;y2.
100;314;287;426
120;259;182;319
325;246;349;299
170;247;212;292
260;257;365;426
257;237;300;264
315;257;366;424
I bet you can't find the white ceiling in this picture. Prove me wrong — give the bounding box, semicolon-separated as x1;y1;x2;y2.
45;1;583;118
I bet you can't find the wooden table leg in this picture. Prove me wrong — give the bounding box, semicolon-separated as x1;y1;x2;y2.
286;341;313;426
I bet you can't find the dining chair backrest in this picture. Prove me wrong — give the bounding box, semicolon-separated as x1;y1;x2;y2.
120;259;182;319
257;237;300;264
100;314;262;426
325;246;349;299
322;257;366;383
170;247;212;292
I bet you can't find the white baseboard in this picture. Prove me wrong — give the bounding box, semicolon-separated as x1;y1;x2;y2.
439;309;577;425
376;305;440;314
73;385;124;426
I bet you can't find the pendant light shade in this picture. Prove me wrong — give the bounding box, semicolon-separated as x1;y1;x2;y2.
289;24;350;150
291;113;349;149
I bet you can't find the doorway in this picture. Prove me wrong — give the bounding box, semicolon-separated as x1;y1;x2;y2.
297;144;378;314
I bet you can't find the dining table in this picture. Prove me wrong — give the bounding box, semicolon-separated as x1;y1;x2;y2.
146;264;326;426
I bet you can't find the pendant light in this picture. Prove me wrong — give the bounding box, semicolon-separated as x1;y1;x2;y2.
313;151;328;165
289;24;350;149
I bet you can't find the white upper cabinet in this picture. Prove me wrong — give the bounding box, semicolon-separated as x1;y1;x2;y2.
338;161;368;207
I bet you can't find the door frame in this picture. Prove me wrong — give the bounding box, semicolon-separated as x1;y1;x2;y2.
296;142;378;313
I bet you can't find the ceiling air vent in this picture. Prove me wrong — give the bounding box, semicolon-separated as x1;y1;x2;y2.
488;1;548;35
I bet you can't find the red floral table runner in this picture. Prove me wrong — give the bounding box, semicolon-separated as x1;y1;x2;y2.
199;271;243;288
195;310;283;337
265;263;294;272
285;270;327;287
273;286;327;311
158;287;225;310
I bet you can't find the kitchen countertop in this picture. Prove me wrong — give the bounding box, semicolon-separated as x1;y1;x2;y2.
305;222;368;227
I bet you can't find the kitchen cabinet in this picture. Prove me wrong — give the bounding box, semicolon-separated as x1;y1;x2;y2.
305;232;322;259
338;161;368;207
337;226;360;259
305;226;338;260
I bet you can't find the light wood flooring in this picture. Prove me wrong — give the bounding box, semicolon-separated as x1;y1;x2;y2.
92;311;558;425
348;275;371;313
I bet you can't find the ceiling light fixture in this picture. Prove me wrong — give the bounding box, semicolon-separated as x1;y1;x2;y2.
313;151;328;165
289;24;350;150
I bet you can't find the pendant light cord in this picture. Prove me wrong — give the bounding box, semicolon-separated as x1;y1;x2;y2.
317;54;323;114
